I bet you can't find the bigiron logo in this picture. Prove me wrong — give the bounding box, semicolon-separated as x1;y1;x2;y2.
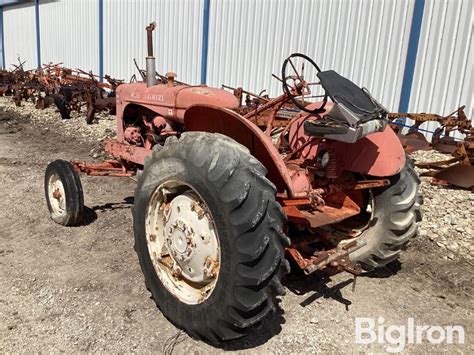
355;317;465;352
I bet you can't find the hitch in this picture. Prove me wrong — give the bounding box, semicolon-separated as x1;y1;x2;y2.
287;239;366;276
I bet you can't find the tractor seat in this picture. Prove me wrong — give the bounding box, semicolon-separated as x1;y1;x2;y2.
303;70;388;143
317;70;385;121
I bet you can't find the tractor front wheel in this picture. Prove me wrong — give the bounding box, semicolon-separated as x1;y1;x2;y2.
133;132;290;344
44;160;84;226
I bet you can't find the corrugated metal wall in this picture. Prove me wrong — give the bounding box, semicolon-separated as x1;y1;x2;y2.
39;0;99;73
409;0;473;120
3;3;36;70
207;0;415;112
103;0;204;84
1;0;472;124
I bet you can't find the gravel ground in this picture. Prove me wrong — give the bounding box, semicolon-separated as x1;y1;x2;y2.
0;98;472;353
0;97;116;159
411;150;474;261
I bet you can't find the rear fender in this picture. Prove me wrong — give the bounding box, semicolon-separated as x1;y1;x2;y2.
289;112;405;177
334;126;406;176
184;104;295;196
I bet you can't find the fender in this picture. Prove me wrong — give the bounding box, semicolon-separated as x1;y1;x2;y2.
335;127;406;176
184;104;295;196
288;109;406;177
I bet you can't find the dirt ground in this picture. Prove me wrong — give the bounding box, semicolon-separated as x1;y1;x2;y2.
0;106;472;353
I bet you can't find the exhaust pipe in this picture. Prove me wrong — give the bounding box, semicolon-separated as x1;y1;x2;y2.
145;22;157;87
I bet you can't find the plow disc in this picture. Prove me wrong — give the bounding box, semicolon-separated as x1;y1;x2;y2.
398;132;431;153
432;136;459;154
418;156;474;190
431;164;474;190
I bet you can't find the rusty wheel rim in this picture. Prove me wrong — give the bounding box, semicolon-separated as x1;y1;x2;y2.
145;180;221;305
47;173;66;219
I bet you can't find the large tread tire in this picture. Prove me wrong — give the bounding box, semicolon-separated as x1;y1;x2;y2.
44;160;84;226
133;132;290;344
349;161;422;270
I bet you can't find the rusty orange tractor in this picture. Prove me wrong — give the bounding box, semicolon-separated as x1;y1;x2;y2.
44;23;422;344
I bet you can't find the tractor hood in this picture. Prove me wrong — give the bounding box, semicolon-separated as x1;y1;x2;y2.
116;83;239;123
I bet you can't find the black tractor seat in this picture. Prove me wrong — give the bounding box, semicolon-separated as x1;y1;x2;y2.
304;70;388;143
318;70;386;121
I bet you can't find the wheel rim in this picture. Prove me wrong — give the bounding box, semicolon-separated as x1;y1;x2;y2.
47;172;66;218
145;180;220;305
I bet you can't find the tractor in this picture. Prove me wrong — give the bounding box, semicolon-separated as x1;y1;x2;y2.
44;23;422;344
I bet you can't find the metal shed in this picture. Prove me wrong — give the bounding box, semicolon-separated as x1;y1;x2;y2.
0;0;472;119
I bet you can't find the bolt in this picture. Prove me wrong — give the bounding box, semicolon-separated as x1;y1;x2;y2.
190;201;206;219
205;257;219;278
172;266;182;278
52;188;62;200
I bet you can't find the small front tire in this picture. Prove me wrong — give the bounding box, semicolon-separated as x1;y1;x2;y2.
44;160;84;226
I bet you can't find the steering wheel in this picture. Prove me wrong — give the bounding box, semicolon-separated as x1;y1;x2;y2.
281;53;328;114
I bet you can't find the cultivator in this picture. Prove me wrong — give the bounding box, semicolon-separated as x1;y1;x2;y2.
389;106;474;190
0;59;32;104
0;59;122;123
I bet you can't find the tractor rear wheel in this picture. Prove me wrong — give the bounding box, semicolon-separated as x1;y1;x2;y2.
44;159;84;226
133;132;290;343
349;161;422;270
